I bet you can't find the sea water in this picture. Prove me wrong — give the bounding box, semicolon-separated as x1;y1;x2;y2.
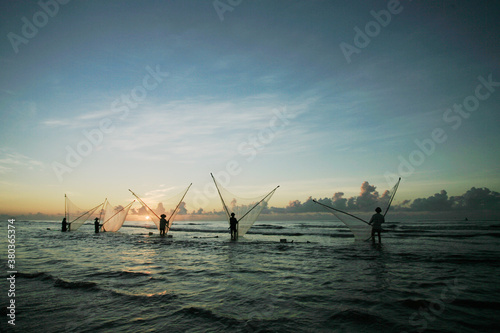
1;219;499;332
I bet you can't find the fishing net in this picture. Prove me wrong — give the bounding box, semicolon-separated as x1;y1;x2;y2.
130;184;192;232
100;200;134;232
314;178;401;241
65;195;103;231
211;174;278;237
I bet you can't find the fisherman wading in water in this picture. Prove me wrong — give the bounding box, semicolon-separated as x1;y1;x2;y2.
159;214;168;236
229;212;238;240
94;217;101;233
368;207;385;243
61;217;68;232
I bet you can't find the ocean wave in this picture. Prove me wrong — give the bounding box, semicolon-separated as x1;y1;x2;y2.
14;271;99;291
85;270;151;279
252;224;285;229
172;227;224;233
54;278;99;290
176;306;219;319
248;231;305;236
109;289;177;302
13;272;52;280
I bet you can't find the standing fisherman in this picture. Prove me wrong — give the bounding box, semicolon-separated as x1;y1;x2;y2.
368;207;385;243
229;212;238;240
94;217;101;233
159;214;168;236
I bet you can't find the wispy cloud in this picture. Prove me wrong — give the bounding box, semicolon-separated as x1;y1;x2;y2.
0;89;16;96
103;96;310;162
0;149;44;174
40;106;119;129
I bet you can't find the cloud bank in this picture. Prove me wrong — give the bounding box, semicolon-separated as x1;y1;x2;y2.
273;182;500;214
3;182;499;222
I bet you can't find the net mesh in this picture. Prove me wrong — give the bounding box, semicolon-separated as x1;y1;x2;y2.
315;178;401;241
212;176;278;237
384;178;401;217
330;210;372;241
66;196;102;231
130;184;191;233
100;201;134;232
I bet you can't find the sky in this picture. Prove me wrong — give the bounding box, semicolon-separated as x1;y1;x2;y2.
0;0;499;216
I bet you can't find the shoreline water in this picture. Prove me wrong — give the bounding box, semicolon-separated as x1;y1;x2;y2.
1;219;499;332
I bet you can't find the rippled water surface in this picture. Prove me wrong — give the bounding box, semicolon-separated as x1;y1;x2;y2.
1;219;499;332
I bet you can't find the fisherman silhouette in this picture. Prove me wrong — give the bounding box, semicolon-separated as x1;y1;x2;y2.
94;217;101;233
368;207;385;243
61;217;67;232
229;212;238;240
159;214;168;236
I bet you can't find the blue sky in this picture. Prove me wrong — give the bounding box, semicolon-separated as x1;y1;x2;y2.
1;0;499;215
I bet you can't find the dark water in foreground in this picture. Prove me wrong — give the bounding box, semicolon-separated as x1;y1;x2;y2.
1;219;499;332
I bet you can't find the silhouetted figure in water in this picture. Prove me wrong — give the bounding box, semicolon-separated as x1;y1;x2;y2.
369;207;385;243
94;217;101;233
159;214;168;236
229;212;238;240
61;217;67;232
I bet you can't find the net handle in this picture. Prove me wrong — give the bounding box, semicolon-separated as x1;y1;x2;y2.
239;185;279;222
101;200;135;229
69;201;105;224
167;183;192;222
312;200;370;225
129;189;161;220
211;173;231;218
384;177;401;217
